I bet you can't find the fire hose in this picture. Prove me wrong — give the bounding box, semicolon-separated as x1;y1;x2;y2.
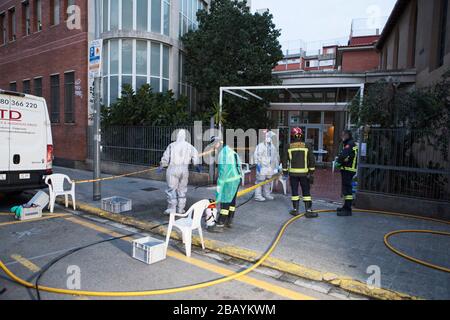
0;174;449;298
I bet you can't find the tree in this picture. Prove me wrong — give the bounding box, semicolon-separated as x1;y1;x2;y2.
182;0;283;128
101;84;191;127
350;71;450;132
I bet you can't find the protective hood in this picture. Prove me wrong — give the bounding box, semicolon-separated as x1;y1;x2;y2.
176;130;186;143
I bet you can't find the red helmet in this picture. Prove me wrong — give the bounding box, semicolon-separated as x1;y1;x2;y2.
291;127;303;138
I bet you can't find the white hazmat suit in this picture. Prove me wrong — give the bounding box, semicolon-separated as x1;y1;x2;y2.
254;132;280;202
160;130;200;214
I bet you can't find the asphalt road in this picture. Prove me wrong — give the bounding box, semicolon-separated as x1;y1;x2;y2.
0;192;348;301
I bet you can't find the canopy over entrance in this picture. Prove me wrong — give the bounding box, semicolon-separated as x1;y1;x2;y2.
218;83;365;163
219;83;365;114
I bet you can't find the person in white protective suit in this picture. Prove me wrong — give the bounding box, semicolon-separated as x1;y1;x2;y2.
254;130;280;202
159;129;201;214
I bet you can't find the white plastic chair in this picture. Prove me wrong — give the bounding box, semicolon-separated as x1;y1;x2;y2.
272;176;287;195
45;174;76;213
241;163;252;186
165;199;210;257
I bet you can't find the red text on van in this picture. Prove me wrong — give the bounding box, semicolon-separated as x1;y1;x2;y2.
0;109;22;121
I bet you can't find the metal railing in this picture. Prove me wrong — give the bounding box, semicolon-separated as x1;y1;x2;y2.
87;126;212;167
359;128;450;202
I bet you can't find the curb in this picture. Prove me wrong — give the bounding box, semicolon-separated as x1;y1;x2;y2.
59;199;421;301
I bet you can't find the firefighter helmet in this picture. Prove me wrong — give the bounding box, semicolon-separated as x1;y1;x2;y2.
291;127;303;139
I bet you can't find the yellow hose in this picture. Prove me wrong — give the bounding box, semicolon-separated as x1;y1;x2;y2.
384;230;450;273
0;211;308;297
0;208;449;297
1;167;449;297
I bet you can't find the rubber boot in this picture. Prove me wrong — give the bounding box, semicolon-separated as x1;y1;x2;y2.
304;201;318;218
225;211;235;228
337;200;353;216
289;201;300;216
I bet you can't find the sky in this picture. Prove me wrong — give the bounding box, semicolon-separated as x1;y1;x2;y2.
251;0;398;53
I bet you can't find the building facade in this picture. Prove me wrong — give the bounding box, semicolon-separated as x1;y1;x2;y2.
0;0;209;166
337;35;380;72
377;0;450;87
273;45;338;73
0;0;89;165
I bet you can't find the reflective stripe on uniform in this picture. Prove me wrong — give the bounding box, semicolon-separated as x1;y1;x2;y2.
291;196;301;201
229;206;236;212
344;195;354;201
343;146;358;173
303;196;312;202
288;147;309;174
220;209;229;216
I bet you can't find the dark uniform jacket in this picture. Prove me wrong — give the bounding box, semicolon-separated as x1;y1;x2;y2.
282;141;316;177
337;139;358;173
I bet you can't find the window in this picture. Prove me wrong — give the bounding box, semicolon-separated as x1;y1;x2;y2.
22;1;31;36
163;0;170;36
35;0;42;31
103;0;170;34
34;78;42;96
122;0;133;30
110;0;119;30
9;82;17;92
179;0;205;37
50;75;60;123
51;0;61;25
136;0;148;31
437;0;449;67
151;0;161;33
64;72;75;123
122;39;133;74
136;40;147;90
8;7;16;41
103;39;170;105
23;80;31;94
102;0;108;32
0;13;6;45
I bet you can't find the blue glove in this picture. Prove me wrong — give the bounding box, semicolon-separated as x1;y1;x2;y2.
256;164;262;174
195;165;202;173
282;171;289;181
156;166;164;175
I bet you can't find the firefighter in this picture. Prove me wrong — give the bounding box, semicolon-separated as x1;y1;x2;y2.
282;128;318;218
335;130;358;216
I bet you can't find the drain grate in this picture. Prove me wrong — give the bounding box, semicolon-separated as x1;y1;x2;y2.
141;187;159;192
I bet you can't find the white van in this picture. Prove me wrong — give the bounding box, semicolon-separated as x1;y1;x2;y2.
0;90;53;193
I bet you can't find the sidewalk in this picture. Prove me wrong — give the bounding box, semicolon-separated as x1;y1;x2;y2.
54;166;450;299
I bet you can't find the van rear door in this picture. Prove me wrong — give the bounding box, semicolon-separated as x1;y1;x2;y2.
9;95;47;172
0;95;11;185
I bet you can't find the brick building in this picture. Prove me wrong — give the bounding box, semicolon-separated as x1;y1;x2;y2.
337;35;380;72
0;0;89;166
0;0;210;166
273;45;338;73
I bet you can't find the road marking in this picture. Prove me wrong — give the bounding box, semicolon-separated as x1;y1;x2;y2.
65;216;313;300
10;254;41;273
0;214;69;228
